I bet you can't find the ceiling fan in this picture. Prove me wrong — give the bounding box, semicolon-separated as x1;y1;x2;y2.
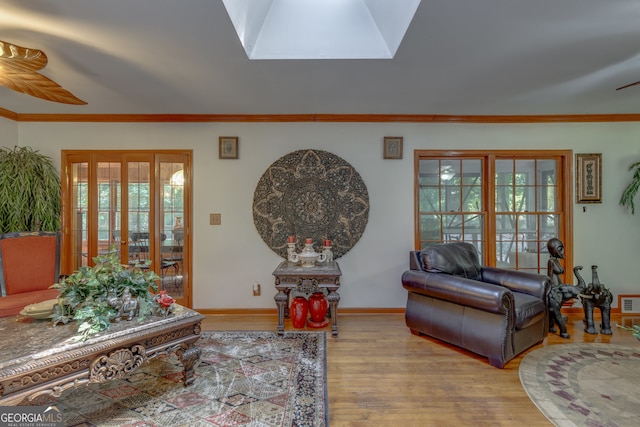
616;80;640;91
0;40;86;105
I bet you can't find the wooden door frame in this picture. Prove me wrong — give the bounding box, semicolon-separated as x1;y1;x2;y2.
61;149;193;307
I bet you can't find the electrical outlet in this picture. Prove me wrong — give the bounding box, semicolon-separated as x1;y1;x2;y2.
253;283;261;296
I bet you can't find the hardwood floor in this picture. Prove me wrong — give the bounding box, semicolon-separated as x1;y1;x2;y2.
201;312;639;427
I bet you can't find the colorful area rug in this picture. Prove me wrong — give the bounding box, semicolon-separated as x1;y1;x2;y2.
519;343;640;427
30;331;327;427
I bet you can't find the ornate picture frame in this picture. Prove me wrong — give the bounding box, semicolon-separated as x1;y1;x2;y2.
219;136;239;159
383;136;403;159
576;153;602;203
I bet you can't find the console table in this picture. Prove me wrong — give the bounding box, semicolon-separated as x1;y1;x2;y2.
0;305;204;406
272;261;341;336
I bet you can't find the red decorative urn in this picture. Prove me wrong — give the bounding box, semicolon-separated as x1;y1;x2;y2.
307;292;329;328
290;296;308;329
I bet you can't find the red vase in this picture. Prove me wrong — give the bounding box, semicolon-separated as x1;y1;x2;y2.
290;296;308;329
307;292;329;328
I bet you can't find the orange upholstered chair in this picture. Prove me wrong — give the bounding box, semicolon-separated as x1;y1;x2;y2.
0;231;61;317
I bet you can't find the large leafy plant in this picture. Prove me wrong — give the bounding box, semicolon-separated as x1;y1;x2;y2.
0;146;61;232
620;161;640;214
52;249;159;340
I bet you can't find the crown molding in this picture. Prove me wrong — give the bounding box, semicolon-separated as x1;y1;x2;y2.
3;110;640;123
0;107;18;121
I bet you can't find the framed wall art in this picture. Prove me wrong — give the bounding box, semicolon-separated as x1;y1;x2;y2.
383;136;403;159
576;153;602;203
219;136;239;159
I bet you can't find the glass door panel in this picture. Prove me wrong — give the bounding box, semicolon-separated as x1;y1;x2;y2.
70;162;88;271
97;162;121;257
127;162;151;267
159;162;185;298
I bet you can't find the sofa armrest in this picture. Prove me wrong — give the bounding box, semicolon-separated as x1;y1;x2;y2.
481;267;550;300
409;250;423;271
401;270;513;315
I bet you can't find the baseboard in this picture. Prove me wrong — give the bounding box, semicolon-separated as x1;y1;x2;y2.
194;307;405;315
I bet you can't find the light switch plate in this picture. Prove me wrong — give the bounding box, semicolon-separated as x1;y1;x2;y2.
210;213;221;225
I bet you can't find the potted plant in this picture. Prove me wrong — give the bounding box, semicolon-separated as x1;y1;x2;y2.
620;161;640;214
51;248;160;340
0;146;61;232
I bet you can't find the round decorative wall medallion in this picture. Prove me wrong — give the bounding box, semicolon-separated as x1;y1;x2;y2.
253;149;369;259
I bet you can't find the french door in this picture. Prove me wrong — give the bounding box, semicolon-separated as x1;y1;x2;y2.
61;150;192;307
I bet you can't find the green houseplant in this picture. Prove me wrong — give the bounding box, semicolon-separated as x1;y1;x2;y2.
51;248;160;340
620;161;640;214
0;146;61;232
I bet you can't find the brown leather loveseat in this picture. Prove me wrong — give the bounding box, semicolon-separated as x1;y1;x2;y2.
401;242;549;368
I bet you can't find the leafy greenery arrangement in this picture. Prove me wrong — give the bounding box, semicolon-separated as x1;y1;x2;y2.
620;161;640;214
617;323;640;341
51;248;160;340
0;146;61;232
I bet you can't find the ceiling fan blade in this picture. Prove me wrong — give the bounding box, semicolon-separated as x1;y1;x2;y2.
0;40;48;72
0;40;86;105
616;81;640;91
0;72;87;105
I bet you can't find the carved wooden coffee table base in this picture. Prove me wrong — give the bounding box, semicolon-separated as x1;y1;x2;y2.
0;305;204;406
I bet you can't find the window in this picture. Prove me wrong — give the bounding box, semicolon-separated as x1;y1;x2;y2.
415;150;573;276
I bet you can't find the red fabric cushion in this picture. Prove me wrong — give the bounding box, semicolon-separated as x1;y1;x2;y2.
1;235;58;294
0;289;60;317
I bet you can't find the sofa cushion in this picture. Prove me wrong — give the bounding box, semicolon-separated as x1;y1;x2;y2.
0;289;60;317
512;292;546;329
420;242;482;281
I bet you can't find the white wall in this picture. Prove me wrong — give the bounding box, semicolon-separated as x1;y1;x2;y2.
0;117;18;147
16;121;640;310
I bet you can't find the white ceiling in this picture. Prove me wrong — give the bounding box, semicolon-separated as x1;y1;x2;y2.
2;0;640;116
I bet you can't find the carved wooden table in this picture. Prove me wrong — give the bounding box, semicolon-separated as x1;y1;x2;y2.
273;261;342;337
0;305;204;406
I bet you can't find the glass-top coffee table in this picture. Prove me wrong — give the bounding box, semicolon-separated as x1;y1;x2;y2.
0;305;204;406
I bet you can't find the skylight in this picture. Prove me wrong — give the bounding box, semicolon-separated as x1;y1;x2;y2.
222;0;421;60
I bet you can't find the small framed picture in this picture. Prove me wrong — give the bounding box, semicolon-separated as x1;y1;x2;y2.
219;136;239;159
576;153;602;203
383;136;403;159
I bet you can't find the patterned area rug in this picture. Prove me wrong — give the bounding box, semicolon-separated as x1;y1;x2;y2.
29;331;327;427
519;343;640;427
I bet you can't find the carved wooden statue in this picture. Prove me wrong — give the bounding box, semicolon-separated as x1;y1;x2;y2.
546;238;582;338
574;265;613;335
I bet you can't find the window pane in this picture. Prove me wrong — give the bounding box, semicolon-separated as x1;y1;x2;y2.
495;186;513;212
540;214;559;242
537;160;558;212
419;160;440;185
419;187;440;211
463;214;484;242
495;160;513;185
420;214;441;243
441;160;459;183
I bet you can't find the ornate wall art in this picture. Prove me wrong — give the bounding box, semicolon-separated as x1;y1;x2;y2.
253;149;369;260
383;136;403;159
575;153;601;203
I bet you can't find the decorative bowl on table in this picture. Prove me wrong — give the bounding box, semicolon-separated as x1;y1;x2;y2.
20;298;59;319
